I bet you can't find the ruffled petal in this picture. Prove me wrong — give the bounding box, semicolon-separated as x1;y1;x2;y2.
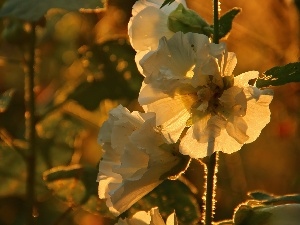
139;85;194;143
180;126;214;158
130;6;173;52
98;105;189;215
219;86;245;109
221;52;237;77
243;86;273;143
135;50;150;75
109;151;184;214
234;71;259;87
181;114;246;158
109;178;163;215
226;117;249;144
140;33;197;81
139;82;170;106
150;208;166;225
213;128;244;154
128;0;187;63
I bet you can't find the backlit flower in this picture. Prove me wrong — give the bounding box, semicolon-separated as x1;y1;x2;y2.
128;0;187;71
97;105;190;215
139;32;273;158
116;207;178;225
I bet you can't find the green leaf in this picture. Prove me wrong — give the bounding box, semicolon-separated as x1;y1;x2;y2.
125;180;201;225
0;145;26;196
0;0;103;21
248;191;300;205
215;7;241;39
160;0;176;8
0;126;80;198
234;204;272;225
0;89;15;113
256;62;300;88
263;194;300;205
248;191;274;201
43;164;115;218
37;113;83;169
168;4;211;36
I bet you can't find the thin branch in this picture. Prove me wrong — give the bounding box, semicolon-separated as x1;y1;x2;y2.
25;22;37;225
0;128;27;159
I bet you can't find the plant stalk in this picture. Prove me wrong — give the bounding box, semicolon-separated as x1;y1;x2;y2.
203;2;220;224
25;22;37;225
204;152;218;225
213;0;219;44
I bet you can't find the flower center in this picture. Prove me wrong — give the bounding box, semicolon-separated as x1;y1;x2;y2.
194;81;223;113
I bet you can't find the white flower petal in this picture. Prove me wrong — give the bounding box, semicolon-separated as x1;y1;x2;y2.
192;113;211;141
115;207;178;225
109;179;163;215
115;210;151;225
130;6;173;52
98;105;189;215
140;87;193;143
219;86;245;109
135;50;149;75
166;212;178;225
140;33;197;81
150;208;165;225
226;117;249;144
214;128;244;154
209;42;227;57
113;144;149;181
243;86;273;143
180;126;213;158
128;0;187;61
180;113;249;157
110;152;183;214
234;71;259;87
139;82;170;106
221;52;237;76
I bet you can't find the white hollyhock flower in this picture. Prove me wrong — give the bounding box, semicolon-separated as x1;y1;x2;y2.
128;0;187;72
116;207;178;225
97;105;190;215
139;32;273;158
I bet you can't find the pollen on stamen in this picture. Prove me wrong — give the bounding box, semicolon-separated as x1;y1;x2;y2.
186;65;195;78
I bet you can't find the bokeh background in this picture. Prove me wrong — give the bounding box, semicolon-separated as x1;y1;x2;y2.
0;0;299;224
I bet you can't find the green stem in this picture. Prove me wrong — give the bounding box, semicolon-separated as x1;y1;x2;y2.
25;22;37;225
204;152;218;225
213;0;219;44
201;2;220;224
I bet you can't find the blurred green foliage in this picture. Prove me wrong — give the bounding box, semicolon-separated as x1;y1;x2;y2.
0;0;143;224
